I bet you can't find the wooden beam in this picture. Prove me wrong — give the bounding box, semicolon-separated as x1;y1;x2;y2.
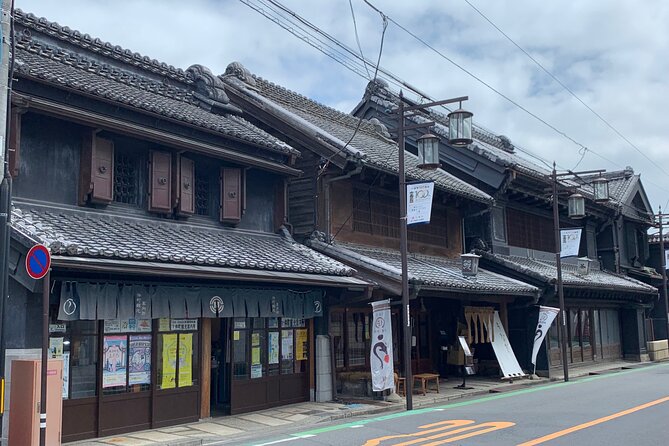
200;318;212;419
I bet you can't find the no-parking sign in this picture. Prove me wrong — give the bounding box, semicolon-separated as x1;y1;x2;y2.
25;244;51;280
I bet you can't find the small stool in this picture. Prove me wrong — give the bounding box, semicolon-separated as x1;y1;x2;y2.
396;377;406;396
413;373;440;396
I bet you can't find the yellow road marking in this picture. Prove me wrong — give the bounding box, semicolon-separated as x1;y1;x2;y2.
362;419;514;446
517;395;669;446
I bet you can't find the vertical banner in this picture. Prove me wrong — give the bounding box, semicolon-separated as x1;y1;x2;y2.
161;333;177;389
179;333;193;387
269;332;280;364
296;329;308;360
103;335;127;388
406;181;435;226
370;299;394;392
129;335;152;385
483;312;525;379
62;351;70;399
559;228;582;257
665;249;669;270
531;306;560;369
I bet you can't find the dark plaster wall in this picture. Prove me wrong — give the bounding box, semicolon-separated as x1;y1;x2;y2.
239;169;276;233
5;278;42;349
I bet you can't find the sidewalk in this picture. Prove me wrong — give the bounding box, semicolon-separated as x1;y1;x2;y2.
69;360;650;446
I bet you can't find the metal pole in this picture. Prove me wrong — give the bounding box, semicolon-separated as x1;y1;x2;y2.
658;208;669;339
398;91;412;410
39;270;50;446
552;163;569;382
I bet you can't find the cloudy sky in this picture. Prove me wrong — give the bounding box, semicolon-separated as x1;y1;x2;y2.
17;0;669;211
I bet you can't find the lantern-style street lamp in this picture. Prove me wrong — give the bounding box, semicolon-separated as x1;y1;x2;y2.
416;133;440;170
592;176;610;202
568;193;586;219
448;108;473;146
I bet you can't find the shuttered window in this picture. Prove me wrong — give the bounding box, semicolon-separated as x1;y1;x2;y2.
148;150;172;213
220;167;244;224
80;131;115;205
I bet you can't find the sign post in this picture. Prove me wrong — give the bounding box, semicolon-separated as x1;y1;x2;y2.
25;244;51;446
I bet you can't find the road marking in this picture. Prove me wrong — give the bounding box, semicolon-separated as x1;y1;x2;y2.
517;395;669;446
363;419;514;446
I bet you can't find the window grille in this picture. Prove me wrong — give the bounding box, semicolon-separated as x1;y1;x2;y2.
113;152;138;205
195;174;210;216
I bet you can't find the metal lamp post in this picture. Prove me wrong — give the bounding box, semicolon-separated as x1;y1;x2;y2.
550;163;608;382
397;92;471;410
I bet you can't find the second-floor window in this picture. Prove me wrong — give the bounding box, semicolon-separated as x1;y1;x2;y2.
114;151;140;205
195;174;210;216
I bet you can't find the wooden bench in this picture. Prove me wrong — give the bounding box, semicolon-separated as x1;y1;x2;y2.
413;373;440;395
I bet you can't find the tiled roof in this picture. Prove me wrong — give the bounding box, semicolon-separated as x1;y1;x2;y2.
13;11;298;158
11;204;354;277
479;252;658;295
579;168;652;222
222;66;492;204
308;239;539;296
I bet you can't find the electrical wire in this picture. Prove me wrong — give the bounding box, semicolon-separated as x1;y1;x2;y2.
349;0;371;80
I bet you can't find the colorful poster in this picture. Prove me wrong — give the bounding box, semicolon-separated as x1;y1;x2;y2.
178;333;193;387
296;329;308;360
281;330;294;360
129;335;152;385
370;299;394;392
251;332;260;346
136;319;152;332
103;335;127;388
62;351;70;399
233;330;240;341
251;364;262;379
268;332;279;364
161;333;177;389
252;347;261;365
406;181;435;225
49;337;64;359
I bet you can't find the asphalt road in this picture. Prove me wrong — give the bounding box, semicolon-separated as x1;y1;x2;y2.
219;362;669;446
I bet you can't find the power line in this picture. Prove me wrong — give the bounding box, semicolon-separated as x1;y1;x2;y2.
349;0;371;79
462;0;669;180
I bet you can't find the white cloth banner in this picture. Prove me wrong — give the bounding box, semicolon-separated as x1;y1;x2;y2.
665;249;669;270
531;306;560;368
484;311;525;379
370;299;395;392
406;181;435;225
560;228;582;257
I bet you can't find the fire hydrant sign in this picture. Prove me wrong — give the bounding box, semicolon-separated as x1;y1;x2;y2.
406;181;435;226
25;244;51;280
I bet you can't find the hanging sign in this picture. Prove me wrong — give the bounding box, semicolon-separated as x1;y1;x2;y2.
25;244;51;280
483;312;525;379
406;181;435;226
531;306;560;371
559;228;582;258
369;299;395;392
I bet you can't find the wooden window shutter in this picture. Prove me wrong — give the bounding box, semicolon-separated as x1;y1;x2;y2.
79;131;114;205
173;156;195;215
148;150;172;213
8;108;26;178
220;167;243;224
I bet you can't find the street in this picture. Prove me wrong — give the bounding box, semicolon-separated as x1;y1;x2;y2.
223;363;669;446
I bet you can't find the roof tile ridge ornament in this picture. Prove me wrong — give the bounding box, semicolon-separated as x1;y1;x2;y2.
367;117;391;138
14;9;190;83
223;61;257;87
186;64;241;115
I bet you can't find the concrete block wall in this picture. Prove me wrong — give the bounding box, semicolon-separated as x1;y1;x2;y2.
315;335;332;402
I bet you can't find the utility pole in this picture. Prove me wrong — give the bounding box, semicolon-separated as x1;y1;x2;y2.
657;208;669;339
0;0;12;437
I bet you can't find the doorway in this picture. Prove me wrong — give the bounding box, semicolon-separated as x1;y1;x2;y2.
210;318;231;415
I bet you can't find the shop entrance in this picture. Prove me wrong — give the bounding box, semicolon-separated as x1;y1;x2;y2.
210;318;231;415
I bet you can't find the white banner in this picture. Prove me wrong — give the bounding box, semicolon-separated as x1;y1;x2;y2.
370;299;395;392
665;249;669;270
531;306;560;368
406;181;435;226
560;228;582;257
484;311;525;379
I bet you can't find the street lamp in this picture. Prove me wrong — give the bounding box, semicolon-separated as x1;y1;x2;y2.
592;176;610;203
397;91;471;410
550;164;608;382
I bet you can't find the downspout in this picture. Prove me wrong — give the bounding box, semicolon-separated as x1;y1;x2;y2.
323;163;363;242
612;208;623;273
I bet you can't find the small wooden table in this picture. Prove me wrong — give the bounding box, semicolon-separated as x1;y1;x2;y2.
396;377;406;396
413;373;440;395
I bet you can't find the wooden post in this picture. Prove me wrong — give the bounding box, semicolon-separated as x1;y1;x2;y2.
200;318;211;419
308;319;315;399
499;301;509;335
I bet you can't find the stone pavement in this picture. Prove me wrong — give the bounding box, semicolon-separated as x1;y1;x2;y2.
69;360;650;446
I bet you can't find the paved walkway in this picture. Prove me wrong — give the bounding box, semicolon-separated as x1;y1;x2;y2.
70;360;648;446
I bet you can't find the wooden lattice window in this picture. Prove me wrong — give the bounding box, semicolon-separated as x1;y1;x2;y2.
113;152;139;205
195;174;210;216
352;185;448;247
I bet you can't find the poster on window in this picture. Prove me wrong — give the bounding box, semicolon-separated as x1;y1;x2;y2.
281;330;294;360
62;351;70;399
129;335;152;385
252;347;261;366
178;333;193;387
269;332;279;364
369;299;394;392
49;337;64;359
559;228;582;257
406;181;435;226
251;364;262;379
103;335;127;388
161;333;177;389
296;329;308;360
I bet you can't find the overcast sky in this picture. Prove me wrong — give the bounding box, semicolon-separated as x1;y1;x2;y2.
17;0;669;212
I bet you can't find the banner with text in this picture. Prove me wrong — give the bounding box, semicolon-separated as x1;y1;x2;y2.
531;306;560;369
370;299;395;392
665;249;669;270
560;228;582;257
407;181;435;226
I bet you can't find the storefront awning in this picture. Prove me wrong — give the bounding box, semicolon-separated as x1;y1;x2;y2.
57;281;324;321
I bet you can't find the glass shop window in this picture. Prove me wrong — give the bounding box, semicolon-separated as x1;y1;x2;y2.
101;319;153;395
50;321;98;400
156;318;199;390
347;312;367;367
329;312;344;369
